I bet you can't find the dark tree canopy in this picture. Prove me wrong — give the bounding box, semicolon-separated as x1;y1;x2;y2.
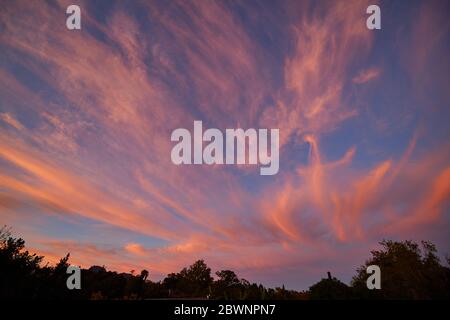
163;259;213;298
351;240;450;299
309;276;351;300
1;226;449;300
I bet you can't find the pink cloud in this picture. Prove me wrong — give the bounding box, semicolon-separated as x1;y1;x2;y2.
0;0;448;288
352;67;381;84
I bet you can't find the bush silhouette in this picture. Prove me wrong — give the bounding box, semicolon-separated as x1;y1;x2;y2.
1;226;449;300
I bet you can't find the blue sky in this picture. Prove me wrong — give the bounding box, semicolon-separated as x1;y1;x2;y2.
0;0;449;289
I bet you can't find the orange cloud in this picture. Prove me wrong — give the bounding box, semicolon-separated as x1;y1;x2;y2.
0;112;24;131
125;243;146;257
0;0;448;288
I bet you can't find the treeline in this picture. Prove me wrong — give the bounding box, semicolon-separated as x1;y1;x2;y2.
1;226;449;300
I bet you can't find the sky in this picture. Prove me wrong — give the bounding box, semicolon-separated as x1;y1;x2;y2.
0;0;449;290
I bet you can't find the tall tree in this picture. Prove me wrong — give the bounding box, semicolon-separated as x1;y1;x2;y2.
352;240;450;299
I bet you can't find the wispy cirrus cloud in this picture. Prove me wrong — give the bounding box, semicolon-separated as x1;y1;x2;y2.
0;0;449;289
352;67;381;84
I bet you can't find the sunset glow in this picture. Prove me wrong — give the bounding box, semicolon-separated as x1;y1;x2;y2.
0;0;449;290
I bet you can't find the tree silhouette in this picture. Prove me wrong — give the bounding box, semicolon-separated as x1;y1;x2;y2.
213;270;242;299
140;269;149;281
1;225;449;300
216;270;240;287
351;240;450;299
0;226;44;299
309;274;351;300
163;260;213;298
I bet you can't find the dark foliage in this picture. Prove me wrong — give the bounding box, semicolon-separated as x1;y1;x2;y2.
309;276;352;300
351;240;450;299
1;226;449;300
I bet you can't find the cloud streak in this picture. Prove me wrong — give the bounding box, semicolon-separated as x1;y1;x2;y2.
0;0;449;289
